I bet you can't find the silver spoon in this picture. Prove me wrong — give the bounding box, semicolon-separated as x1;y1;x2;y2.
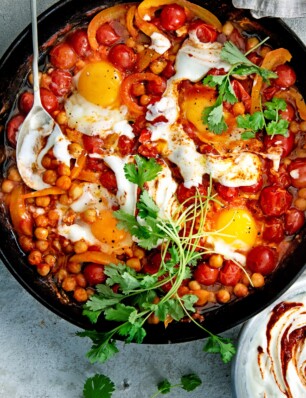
16;0;64;191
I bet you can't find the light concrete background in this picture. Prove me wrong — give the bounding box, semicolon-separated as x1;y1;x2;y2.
0;1;305;397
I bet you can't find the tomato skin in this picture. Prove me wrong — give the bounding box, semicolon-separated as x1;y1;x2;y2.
285;208;305;235
143;252;171;275
189;20;217;43
160;4;186;31
219;260;242;286
263;217;285;243
118;135;135;156
193;263;219;286
247;51;262;66
108;44;136;71
96;23;120;46
161;61;175;79
40;88;59;113
83;135;104;154
18;91;34;114
83;263;106;285
146;76;167;95
50;69;72;97
268;164;291;188
86;158;104;172
288;158;306;188
229;28;246;51
49;42;78;70
68;28;90;57
264;131;295;159
6;114;25;146
259;186;292;216
99;169;118;194
246;245;277;275
274;64;296;88
240;177;263;194
280;102;295;122
231;80;251;111
176;183;207;205
215;183;239;201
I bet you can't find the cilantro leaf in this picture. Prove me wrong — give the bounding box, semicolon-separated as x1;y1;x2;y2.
104;303;137;322
155;298;185;322
181;373;202;392
265;97;287;112
266;118;289;136
117;320;146;343
220;79;237;104
202;102;227;135
181;294;198;312
240;131;256;140
157;379;172;394
83;374;115;398
104;264;141;293
203;335;236;363
124;155;162;189
237;112;265;131
77;330;119;364
203;74;227;88
137;190;160;219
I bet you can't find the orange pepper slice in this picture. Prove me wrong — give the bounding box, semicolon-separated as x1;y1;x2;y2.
69;251;120;265
77;170;101;183
250;48;292;114
70;151;87;180
126;5;139;39
276;87;306;121
22;187;66;199
10;185;33;236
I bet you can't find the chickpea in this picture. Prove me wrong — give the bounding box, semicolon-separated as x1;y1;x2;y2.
57;164;71;177
126;257;141;271
19;235;34;252
126;37;135;48
28;250;42;266
41;155;52;169
290;121;300;133
81;208;97;224
260;45;271;57
177;286;190;297
298;188;306;199
44;254;56;267
86;288;95;298
209;254;223;269
135;44;145;53
246;37;259;51
56;269;68;283
56;175;72;190
35;214;49;227
188;280;201;291
35;196;51;207
251;273;265;288
207;291;216;303
67;261;82;274
64;244;74;254
132;82;146;97
56;111;68;125
232;102;245;116
233;283;249;298
62;276;77;292
7;167;21;182
59;194;72;206
34;227;49;240
1;179;15;193
147;313;160;325
294;197;306;211
192;289;210;306
37;264;51;276
73;287;88;302
216;289;231;303
43;170;57;185
68;143;83;159
74;240;88;254
68;183;83;200
35;239;49;252
133;246;145;259
140;95;151;106
75;273;87;288
48;209;59;223
300;121;306;132
222;21;234;36
241;273;251;287
150;59;167;75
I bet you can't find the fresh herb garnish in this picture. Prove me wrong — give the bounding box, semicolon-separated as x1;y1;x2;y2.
83;374;115;398
124;154;163;189
202;38;277;134
151;373;202;397
238;97;289;139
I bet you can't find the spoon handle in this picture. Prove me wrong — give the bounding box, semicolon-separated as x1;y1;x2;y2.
30;0;42;106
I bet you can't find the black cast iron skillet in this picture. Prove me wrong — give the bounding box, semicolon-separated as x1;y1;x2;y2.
1;0;306;343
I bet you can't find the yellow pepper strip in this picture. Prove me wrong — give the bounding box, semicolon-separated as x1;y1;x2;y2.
22;187;66;199
126;5;139;39
10;185;33;236
77;170;101;183
250;48;292;114
69;251;120;265
70;151;87;180
276;87;306;121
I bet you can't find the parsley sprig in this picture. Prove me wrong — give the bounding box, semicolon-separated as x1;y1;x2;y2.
202;38;277;134
78;157;236;365
152;373;202;397
83;374;115;398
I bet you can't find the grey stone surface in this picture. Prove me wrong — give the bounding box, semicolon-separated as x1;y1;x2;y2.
0;1;305;398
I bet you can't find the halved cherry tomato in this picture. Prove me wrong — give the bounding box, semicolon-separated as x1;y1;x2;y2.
86;158;105;172
189;20;217;43
83;263;106;285
229;28;245;51
176;183;207;205
40;88;59;114
262;217;285;243
49;42;78;70
247;51;262;66
18;92;34;115
100;169;118;194
68;28;90;57
160;4;186;31
268;164;291;188
240;177;263;194
288;158;306;188
118;135;135;156
143;252;171;275
215;183;239;201
274;64;296;88
161;61;175;78
285;208;305;235
83;135;104;154
259;186;292;216
246;245;277;275
108;44;136;71
280;102;295;122
193;263;219;285
96;23;120;46
50;69;72;97
219;260;242;286
146;76;167;95
6;114;25;146
263;130;295;159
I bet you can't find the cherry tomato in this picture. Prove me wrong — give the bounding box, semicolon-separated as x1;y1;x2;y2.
100;169;118;194
18;91;34;114
49;69;72;97
83;263;106;285
263;85;279;101
6;114;25;146
219;260;242;286
49;42;78;70
207;68;227;76
215;183;239;201
68;28;90;57
263;217;285;243
40;88;59;113
189;20;217;43
285;208;305;235
86;158;104;172
118;135;135;156
176;183;207;205
231;80;251;111
246;245;277;275
193;263;219;285
288;158;306;188
240;177;263;194
229;28;246;51
160;4;186;31
264;131;295;158
247;51;262;66
274;64;296;88
96;23;120;46
268;164;291;188
83;135;104;154
161;61;175;79
143;252;171;275
108;44;136;71
146;76;167;95
280;102;296;122
259;186;292;216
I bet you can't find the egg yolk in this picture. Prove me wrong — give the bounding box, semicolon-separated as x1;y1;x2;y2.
91;210;131;249
78;61;122;108
215;208;258;249
183;91;215;134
